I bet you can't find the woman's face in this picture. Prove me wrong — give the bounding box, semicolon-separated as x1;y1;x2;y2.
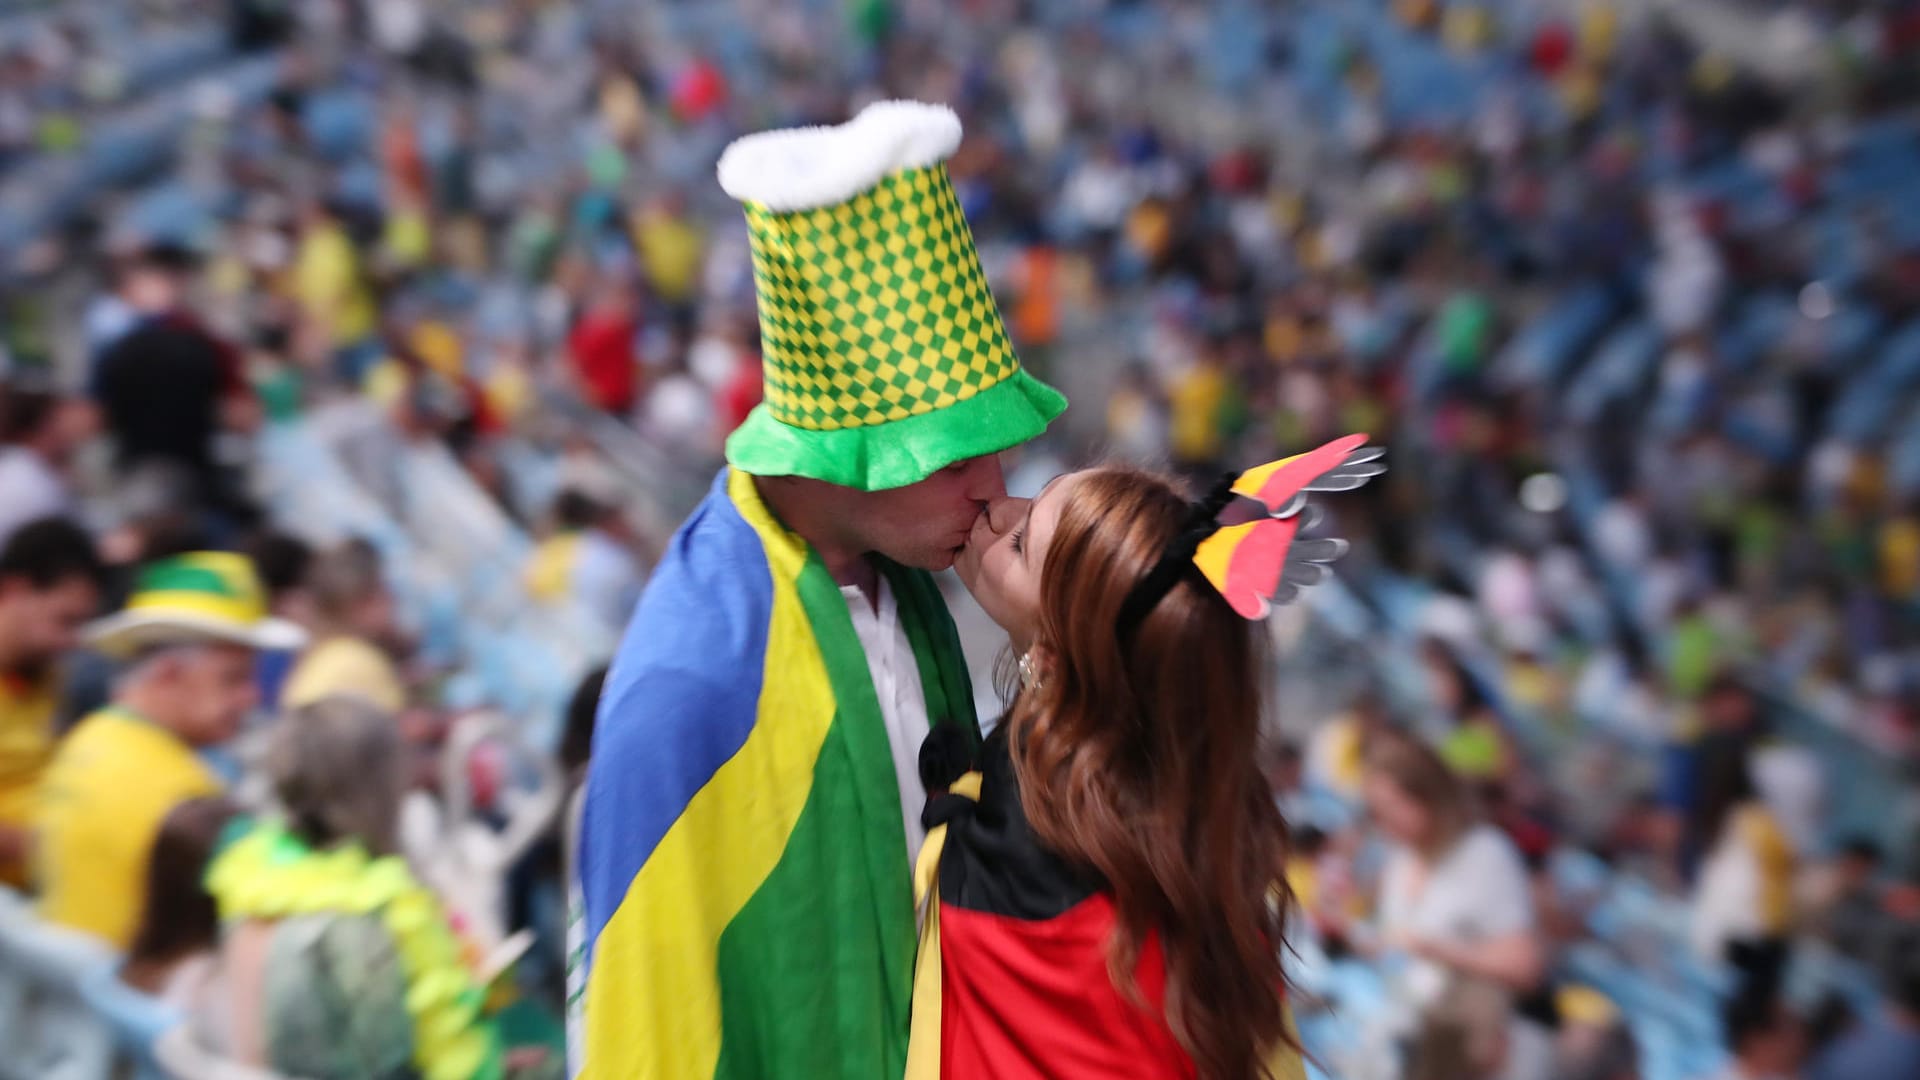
953;472;1083;654
1363;771;1433;849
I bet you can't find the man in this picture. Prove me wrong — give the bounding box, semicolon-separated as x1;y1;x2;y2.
525;487;645;636
281;538;409;714
1264;738;1317;826
291;196;378;380
0;385;89;548
0;519;105;886
1802;836;1884;960
575;101;1066;1078
566;275;642;416
90;243;260;531
241;529;316;708
34;552;304;947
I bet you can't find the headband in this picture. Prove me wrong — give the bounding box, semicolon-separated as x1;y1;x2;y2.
1114;435;1385;644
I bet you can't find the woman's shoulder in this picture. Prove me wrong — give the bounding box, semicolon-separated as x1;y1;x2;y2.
265;911;403;989
1459;823;1526;861
930;720;1103;920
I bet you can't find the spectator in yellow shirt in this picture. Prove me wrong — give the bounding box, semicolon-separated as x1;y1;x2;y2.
35;552;304;947
1168;352;1230;471
0;518;105;886
1878;507;1920;601
631;192;705;315
281;539;409;715
292;198;378;376
524;489;645;636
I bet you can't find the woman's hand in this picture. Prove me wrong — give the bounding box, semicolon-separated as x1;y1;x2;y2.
1394;932;1445;963
1400;929;1546;994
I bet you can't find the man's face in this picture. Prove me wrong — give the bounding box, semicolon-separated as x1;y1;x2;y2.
162;643;261;747
0;576;100;677
845;455;1008;571
45;399;97;464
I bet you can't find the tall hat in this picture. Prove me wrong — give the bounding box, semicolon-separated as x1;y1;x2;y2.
84;552;308;660
717;101;1067;492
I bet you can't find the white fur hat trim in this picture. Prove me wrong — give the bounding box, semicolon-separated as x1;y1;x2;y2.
717;100;962;213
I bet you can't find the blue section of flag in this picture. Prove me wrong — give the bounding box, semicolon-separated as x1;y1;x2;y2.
578;469;774;970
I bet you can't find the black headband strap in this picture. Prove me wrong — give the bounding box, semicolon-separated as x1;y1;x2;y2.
1113;471;1243;645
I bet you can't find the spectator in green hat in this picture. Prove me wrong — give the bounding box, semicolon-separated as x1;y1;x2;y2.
34;552;304;948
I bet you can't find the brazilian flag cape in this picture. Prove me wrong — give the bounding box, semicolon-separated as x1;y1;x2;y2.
575;467;979;1079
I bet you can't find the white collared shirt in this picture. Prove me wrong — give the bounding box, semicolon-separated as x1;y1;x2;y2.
840;577;932;867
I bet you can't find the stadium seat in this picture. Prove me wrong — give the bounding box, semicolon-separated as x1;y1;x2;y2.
151;1024;296;1080
0;896;118;1080
403;710;564;958
77;964;180;1080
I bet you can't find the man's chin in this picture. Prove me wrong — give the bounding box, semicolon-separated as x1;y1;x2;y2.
879;541;967;574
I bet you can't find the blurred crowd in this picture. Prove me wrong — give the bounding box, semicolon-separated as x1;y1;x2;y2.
2;0;1919;1078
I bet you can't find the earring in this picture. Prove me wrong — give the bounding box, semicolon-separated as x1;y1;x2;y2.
1018;651;1044;692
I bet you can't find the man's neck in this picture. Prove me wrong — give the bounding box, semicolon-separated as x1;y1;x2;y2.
752;476;879;601
115;687;193;746
0;623;25;680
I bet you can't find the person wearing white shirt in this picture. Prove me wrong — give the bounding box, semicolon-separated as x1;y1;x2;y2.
839;577;931;864
0;388;84;550
1363;734;1550;1080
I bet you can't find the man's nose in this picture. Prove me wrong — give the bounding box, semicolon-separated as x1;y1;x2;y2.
984;495;1029;535
959;454;1007;505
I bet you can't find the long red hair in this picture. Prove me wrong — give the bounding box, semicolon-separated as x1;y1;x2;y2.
1009;467;1296;1079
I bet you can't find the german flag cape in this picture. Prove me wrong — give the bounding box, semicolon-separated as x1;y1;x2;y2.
907;728;1306;1080
576;468;979;1079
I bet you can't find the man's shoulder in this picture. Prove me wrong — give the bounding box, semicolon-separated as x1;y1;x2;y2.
48;709;124;758
97;317;219;372
601;479;780;699
54;709;207;781
0;666;60;719
40;711;165;812
622;480;774;640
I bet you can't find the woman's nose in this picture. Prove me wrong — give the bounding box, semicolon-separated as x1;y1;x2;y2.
984;496;1029;535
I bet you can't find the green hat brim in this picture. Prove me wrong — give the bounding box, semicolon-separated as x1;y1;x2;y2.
725;368;1067;492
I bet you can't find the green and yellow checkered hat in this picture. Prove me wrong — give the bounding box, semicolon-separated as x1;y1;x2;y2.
717;101;1066;491
84;552;308;659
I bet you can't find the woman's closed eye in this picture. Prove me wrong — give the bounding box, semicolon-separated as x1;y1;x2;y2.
1010;528;1025;555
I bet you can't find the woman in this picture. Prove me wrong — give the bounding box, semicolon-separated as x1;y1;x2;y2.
926;436;1382;1079
204;696;526;1080
1689;749;1796;999
1361;734;1553;1080
120;796;240;1007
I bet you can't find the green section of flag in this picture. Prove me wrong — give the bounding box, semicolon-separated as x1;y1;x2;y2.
710;555;977;1078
